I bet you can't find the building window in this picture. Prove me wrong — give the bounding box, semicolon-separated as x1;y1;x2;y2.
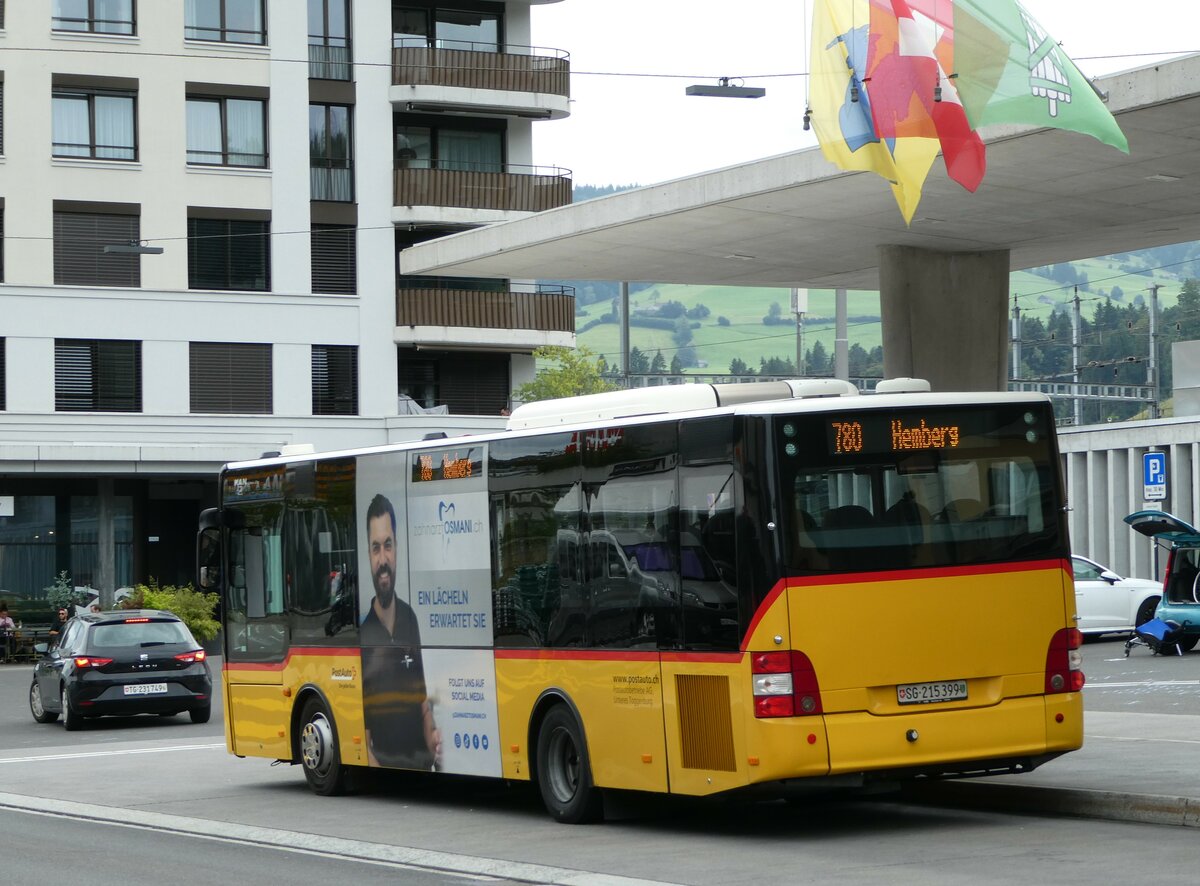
1;78;5;155
392;4;501;51
310;104;352;201
53;209;140;287
308;0;351;80
311;224;356;294
185;0;265;45
395;118;503;173
52;89;136;160
399;350;508;415
312;345;357;415
190;342;272;413
187;216;270;291
0;337;6;411
55;339;142;412
186;96;266;167
0;207;4;283
53;0;136;35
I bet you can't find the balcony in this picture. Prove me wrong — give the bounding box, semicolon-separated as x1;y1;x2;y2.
392;42;570;119
394;163;571;214
396;281;575;336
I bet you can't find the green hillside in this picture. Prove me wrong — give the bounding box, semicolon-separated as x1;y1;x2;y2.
572;250;1197;376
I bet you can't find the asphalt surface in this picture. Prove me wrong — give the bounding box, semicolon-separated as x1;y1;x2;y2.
4;642;1198;832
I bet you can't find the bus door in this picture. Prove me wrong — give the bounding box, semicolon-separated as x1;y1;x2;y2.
222;497;291;759
660;436;749;797
578;424;673;793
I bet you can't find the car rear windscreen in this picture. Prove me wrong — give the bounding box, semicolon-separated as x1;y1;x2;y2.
89;620;195;649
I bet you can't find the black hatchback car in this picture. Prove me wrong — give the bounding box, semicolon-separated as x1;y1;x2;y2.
29;610;213;730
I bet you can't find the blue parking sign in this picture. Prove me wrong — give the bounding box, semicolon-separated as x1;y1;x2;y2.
1144;451;1167;501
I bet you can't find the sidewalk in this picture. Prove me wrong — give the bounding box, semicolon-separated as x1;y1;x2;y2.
903;711;1200;827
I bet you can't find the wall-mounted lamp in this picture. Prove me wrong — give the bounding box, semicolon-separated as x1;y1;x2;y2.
103;240;164;255
686;77;765;99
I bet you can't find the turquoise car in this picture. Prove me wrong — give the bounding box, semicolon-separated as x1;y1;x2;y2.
1125;510;1200;653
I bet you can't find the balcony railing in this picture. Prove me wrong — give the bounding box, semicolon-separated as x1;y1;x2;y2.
396;282;575;333
309;41;352;80
394;163;571;213
311;162;354;202
392;43;570;96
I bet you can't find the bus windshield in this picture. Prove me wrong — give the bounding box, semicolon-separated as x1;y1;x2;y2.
776;402;1067;575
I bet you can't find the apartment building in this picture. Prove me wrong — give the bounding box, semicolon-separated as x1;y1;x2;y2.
0;0;573;597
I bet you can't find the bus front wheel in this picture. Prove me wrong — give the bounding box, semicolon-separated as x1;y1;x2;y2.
298;697;352;796
535;705;603;824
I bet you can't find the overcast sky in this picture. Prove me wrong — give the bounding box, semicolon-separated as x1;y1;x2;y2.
530;1;1200;186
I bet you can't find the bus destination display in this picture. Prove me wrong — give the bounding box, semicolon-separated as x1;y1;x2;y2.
829;417;961;455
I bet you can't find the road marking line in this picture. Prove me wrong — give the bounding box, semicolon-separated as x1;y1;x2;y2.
0;743;225;764
0;792;681;886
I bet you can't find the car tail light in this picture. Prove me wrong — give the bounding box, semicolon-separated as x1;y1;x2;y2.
73;656;113;669
175;650;207;664
1045;627;1085;693
751;650;823;718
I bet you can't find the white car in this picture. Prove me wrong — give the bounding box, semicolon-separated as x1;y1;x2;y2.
1072;555;1162;637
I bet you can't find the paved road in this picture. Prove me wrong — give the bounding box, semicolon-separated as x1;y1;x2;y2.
0;638;1197;884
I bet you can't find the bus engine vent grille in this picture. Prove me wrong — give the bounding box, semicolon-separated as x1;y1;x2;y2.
675;674;737;771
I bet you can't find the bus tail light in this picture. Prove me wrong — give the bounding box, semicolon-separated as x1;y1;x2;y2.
751;650;823;718
1045;627;1085;694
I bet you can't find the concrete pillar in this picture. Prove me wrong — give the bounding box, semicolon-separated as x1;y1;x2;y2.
878;246;1010;391
97;478;116;607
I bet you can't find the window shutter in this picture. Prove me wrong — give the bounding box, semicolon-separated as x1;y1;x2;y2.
190;342;273;414
54;211;140;287
188;218;270;291
312;345;358;415
440;353;508;414
54;339;141;412
0;338;6;411
311;225;356;294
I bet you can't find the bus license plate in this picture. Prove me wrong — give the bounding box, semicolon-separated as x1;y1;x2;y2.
896;679;967;706
124;683;168;696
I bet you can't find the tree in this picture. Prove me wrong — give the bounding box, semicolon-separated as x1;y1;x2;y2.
628;346;650;374
807;340;829;374
512;346;618;403
730;357;754;376
650;350;667;373
669;354;683;374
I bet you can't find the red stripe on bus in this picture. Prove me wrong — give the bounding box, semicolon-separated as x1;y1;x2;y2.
782;558;1069;588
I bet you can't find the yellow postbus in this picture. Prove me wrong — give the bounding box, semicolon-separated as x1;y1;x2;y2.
198;379;1083;823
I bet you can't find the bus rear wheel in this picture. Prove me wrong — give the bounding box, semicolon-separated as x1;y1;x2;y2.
298;697;352;796
536;705;603;824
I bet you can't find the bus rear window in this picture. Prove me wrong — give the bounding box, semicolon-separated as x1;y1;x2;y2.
777;403;1066;574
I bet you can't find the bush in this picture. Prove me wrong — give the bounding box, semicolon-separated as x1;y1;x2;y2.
44;571;89;610
122;580;220;642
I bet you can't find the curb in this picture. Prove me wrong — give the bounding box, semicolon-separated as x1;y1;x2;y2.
900;781;1200;828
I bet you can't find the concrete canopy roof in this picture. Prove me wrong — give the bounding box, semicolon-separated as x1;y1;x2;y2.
401;54;1200;290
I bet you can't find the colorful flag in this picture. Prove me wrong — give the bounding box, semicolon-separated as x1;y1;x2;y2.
908;0;1129;153
867;0;986;192
808;0;1128;219
809;0;938;223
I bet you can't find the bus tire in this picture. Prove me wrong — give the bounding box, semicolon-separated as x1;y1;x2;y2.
297;697;352;796
535;705;603;824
